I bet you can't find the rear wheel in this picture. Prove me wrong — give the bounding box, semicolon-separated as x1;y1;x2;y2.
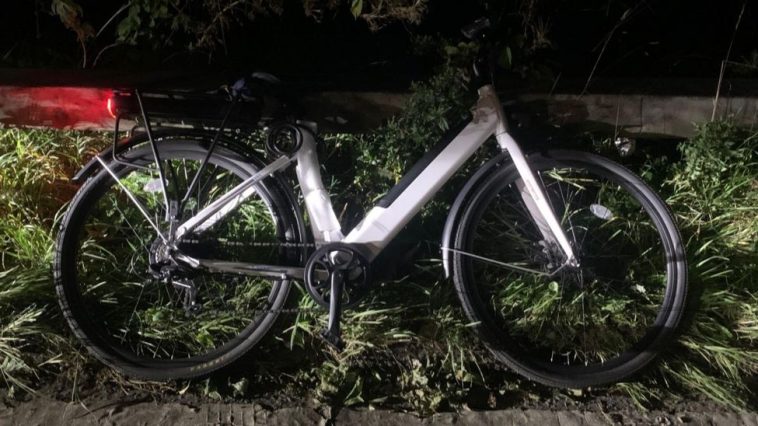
452;150;687;388
54;135;305;380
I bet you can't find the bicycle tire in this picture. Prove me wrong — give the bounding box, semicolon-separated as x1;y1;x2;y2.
451;150;687;388
54;134;305;380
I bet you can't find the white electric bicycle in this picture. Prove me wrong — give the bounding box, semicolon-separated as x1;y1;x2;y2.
54;19;687;388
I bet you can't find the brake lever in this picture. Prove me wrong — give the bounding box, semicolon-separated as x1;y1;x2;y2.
461;17;492;40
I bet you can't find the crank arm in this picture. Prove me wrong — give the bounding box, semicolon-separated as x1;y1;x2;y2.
322;271;345;351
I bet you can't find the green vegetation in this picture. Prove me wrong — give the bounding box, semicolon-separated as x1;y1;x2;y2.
0;129;102;396
49;0;427;64
652;122;758;408
0;72;756;411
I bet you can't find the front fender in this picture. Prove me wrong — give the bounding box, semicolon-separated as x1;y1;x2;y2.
441;152;511;278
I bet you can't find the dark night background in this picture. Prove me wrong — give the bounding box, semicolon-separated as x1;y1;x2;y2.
1;1;756;91
1;1;758;417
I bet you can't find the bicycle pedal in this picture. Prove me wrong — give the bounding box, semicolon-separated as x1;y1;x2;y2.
321;329;345;352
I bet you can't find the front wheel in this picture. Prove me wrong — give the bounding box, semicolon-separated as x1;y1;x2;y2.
451;150;687;388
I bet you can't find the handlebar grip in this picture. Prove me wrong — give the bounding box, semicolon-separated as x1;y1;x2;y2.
461;17;492;40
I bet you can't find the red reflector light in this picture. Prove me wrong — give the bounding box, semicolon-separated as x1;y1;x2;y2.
106;97;116;118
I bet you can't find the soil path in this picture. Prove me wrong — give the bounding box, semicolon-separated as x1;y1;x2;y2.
2;398;758;425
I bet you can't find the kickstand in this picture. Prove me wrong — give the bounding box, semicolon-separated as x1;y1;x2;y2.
321;270;345;351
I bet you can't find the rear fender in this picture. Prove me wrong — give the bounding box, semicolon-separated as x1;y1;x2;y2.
72;129;252;184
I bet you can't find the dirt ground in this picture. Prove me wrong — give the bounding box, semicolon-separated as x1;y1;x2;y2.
1;357;755;426
2;395;757;425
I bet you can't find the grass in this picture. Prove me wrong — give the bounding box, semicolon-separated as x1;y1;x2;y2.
0;128;106;395
0;83;756;412
647;121;758;408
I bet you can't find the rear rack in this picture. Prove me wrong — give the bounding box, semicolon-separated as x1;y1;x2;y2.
100;88;274;192
108;89;265;129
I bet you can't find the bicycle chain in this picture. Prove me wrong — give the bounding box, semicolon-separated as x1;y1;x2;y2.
255;240;328;315
175;238;324;315
177;238;318;249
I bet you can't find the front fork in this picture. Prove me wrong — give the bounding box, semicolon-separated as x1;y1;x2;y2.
495;132;579;267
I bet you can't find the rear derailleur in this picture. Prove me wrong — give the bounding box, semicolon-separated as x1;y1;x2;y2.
149;239;201;315
304;243;371;351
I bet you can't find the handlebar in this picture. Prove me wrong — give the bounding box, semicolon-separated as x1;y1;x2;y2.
461;17;492;41
462;18;497;88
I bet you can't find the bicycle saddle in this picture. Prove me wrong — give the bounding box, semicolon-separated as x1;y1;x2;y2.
231;71;301;119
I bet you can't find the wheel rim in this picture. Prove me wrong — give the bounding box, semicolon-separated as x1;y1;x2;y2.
458;155;679;376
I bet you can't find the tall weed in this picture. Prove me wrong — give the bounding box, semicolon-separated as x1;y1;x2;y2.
647;121;758;408
0;128;106;394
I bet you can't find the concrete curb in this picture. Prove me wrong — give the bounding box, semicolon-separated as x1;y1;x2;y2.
2;399;758;425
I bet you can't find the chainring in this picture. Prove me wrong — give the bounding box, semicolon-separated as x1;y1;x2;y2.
304;243;371;309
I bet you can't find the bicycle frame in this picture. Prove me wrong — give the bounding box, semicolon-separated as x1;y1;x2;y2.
104;84;578;279
340;85;577;263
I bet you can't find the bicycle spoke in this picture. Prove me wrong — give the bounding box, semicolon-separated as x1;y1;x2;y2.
65;142;297;364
